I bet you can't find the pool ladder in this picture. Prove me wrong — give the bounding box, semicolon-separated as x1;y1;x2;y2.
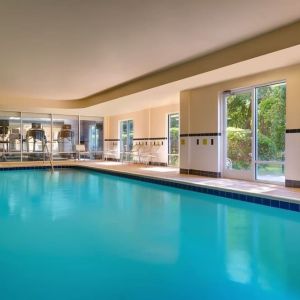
43;143;54;173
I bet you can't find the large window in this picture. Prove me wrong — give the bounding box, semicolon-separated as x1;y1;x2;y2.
168;113;179;166
120;120;133;159
0;112;103;162
224;82;286;183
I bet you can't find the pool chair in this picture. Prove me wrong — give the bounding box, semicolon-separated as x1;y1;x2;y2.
75;144;91;160
104;149;118;161
131;143;142;163
103;142;119;161
120;145;133;163
138;144;157;165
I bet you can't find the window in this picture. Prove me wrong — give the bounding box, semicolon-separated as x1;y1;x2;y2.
80;117;104;159
52;114;79;160
120;120;133;159
168;113;179;166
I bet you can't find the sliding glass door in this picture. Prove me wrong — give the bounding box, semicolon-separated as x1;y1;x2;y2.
224;89;253;180
224;82;286;183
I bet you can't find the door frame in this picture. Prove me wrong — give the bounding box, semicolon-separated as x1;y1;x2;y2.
222;81;286;183
222;88;255;181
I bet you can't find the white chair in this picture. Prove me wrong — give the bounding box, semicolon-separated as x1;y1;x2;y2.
75;144;90;160
104;149;118;161
103;142;119;161
139;144;158;165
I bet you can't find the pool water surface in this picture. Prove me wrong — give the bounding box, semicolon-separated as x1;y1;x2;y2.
0;169;300;300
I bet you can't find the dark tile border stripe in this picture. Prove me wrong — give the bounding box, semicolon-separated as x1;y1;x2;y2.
149;162;168;167
0;165;73;171
104;139;120;142
133;137;167;141
286;129;300;134
0;165;299;213
180;132;221;137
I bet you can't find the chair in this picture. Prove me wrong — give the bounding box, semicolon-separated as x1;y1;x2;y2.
103;142;119;161
138;144;158;165
75;144;90;160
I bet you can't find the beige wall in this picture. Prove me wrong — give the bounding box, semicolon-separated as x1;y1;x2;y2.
106;109;149;140
180;63;300;182
105;103;179;164
106;103;178;139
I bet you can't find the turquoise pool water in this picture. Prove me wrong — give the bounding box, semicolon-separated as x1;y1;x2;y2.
0;169;300;300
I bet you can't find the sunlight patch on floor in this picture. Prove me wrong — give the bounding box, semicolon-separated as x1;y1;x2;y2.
95;161;123;166
198;179;277;193
139;167;178;173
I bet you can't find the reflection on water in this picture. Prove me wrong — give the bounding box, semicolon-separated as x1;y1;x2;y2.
0;169;300;300
223;204;300;298
0;169;181;264
225;208;253;284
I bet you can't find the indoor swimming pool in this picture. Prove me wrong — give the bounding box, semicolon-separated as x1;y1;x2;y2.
0;168;299;300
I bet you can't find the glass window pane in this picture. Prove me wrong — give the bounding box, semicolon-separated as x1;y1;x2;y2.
119;120;133;161
226;92;252;171
168;113;179;166
52;115;78;160
121;121;128;153
128;120;133;151
256;83;286;162
80;119;103;159
0;111;21;162
256;163;285;183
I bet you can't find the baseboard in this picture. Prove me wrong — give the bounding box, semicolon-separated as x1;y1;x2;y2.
105;158;121;162
285;179;300;188
149;161;168;167
179;168;189;174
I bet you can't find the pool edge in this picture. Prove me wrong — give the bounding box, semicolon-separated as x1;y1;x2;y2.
0;164;299;213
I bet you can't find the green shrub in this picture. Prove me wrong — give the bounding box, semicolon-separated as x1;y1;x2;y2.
227;127;251;170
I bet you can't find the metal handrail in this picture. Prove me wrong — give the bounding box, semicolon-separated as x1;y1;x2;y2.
43;143;54;173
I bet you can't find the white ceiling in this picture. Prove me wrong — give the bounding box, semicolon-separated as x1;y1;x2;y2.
0;0;300;102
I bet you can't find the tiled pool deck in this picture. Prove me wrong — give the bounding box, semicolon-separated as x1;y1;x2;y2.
1;160;300;210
